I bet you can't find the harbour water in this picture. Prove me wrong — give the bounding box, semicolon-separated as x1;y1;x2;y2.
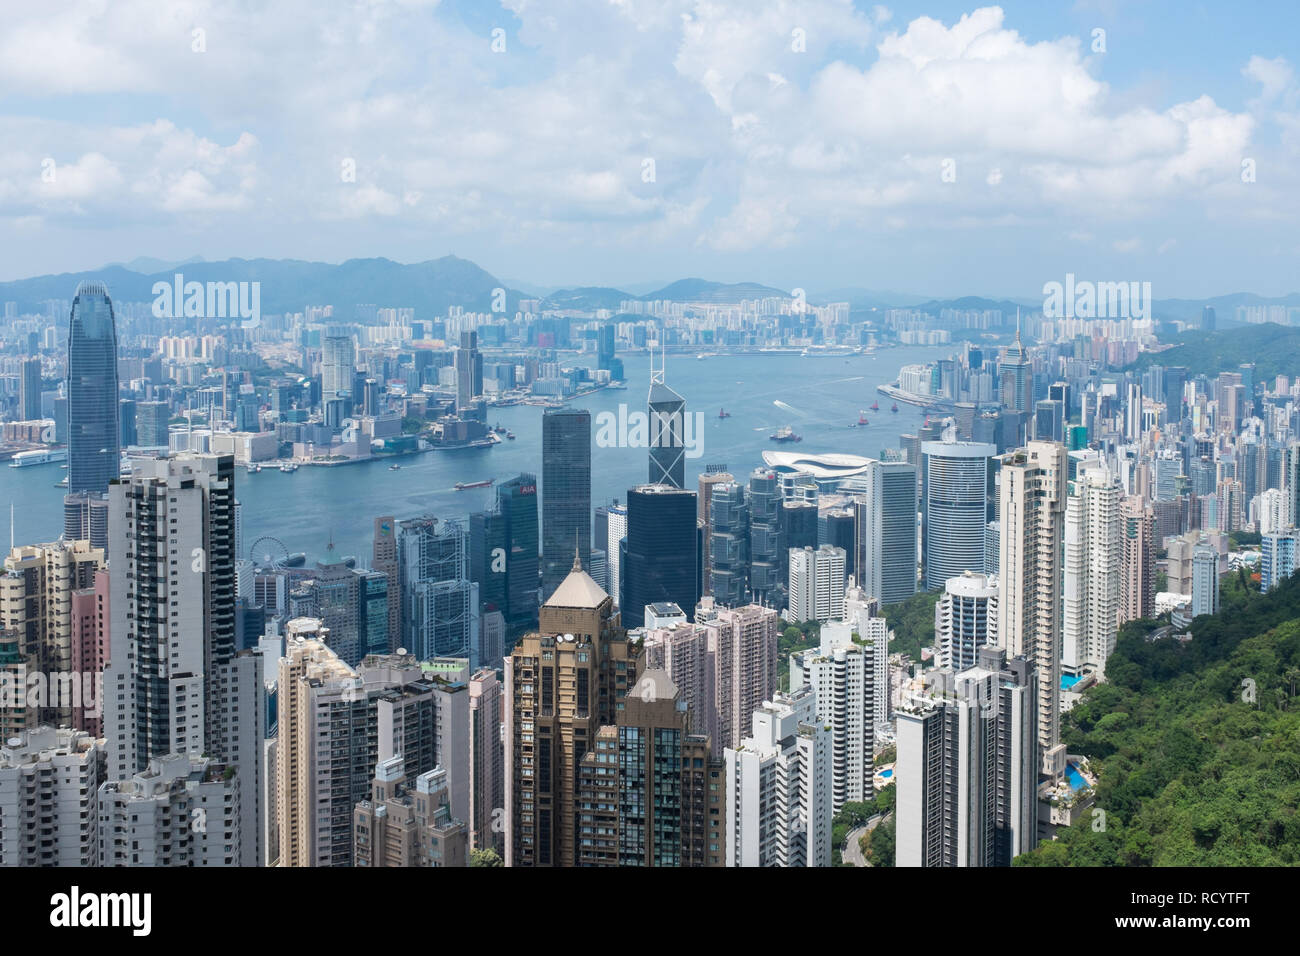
0;345;953;563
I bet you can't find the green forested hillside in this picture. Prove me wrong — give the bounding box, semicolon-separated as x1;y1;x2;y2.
1016;573;1300;866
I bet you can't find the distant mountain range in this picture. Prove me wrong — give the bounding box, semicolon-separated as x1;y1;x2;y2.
1;254;1295;323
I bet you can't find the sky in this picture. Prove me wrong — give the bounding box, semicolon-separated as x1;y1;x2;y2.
1;0;1298;299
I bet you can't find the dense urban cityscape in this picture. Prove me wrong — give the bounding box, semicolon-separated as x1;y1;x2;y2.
1;267;1293;875
0;3;1294;933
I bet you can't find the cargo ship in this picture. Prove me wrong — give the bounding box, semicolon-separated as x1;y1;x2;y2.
455;478;494;490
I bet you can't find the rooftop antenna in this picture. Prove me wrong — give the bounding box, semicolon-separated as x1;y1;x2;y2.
1015;307;1022;346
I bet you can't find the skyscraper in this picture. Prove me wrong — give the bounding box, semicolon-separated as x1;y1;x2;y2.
1118;496;1159;624
467;669;504;854
0;539;105;727
1191;541;1220;617
321;329;355;402
102;453;264;866
998;327;1033;419
19;357;41;421
786;544;846;623
1062;464;1121;676
455;329;483;411
895;648;1037;867
372;516;401;653
935;571;999;671
504;553;642;866
997;441;1066;776
541;407;591;599
647;352;687;489
708;481;750;607
854;460;918;605
747;468;783;604
789;623;876;812
724;687;832;867
605;501;628;610
470;473;540;637
921;441;995;589
697;467;734;597
621;484;698;629
574;670;722;867
66;281;119;496
396;516;479;665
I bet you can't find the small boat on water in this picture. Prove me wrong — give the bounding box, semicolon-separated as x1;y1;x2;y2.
279;462;299;473
506;432;516;440
857;411;869;426
891;403;899;413
389;464;402;471
718;408;731;419
870;401;880;411
770;426;802;443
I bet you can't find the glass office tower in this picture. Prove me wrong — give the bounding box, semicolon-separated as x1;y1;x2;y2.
66;281;120;496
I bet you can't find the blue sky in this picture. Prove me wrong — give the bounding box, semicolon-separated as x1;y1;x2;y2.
2;1;1298;299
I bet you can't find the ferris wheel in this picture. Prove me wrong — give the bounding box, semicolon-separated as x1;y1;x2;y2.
249;535;290;569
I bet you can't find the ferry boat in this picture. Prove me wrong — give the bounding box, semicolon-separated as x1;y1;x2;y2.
455;478;494;490
245;462;262;474
9;448;66;467
492;424;507;434
769;426;802;443
279;462;299;473
718;408;731;419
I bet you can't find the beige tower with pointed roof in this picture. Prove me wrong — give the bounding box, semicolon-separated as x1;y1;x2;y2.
503;552;643;866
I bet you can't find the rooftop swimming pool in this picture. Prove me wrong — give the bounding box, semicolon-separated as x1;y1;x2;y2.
1060;674;1085;691
878;768;893;779
1065;762;1089;792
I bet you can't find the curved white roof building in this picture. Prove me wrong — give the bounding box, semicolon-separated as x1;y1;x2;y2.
760;451;874;480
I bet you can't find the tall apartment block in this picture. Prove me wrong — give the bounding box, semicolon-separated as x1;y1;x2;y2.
102;453;264;866
1062;464;1121;675
353;758;468;867
276;622;440;867
504;554;642;867
789;622;875;812
468;669;504;854
895;647;1037;867
997;441;1067;776
372;515;402;653
69;568;110;737
0;727;105;866
935;571;999;671
724;686;832;867
0;539;105;727
1119;496;1155;624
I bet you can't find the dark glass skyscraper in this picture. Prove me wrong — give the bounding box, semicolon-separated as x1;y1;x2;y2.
471;473;540;637
708;480;749;606
542;408;591;599
621;484;698;629
66;281;119;496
